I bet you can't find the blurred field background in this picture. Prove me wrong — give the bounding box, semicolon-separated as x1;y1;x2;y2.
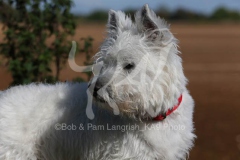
0;0;240;159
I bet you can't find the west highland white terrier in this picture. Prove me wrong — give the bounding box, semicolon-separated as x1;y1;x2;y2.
0;4;195;160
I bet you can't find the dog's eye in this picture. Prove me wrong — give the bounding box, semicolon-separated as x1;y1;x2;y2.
124;63;135;70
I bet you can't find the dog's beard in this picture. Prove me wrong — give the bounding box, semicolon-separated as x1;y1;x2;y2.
93;90;159;121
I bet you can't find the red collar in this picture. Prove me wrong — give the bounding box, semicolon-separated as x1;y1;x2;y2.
153;94;183;121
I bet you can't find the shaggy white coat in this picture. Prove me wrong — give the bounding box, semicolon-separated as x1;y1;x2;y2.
0;4;195;160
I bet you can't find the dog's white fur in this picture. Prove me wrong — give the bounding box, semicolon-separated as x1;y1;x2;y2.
0;5;195;160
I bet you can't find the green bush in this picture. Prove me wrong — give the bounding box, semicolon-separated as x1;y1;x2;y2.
0;0;76;85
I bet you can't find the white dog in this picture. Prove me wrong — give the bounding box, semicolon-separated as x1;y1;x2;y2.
0;5;195;160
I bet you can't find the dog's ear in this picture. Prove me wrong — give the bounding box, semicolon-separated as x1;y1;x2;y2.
136;4;173;44
139;4;160;41
107;10;118;39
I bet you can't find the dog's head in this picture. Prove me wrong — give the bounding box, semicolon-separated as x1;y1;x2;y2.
88;4;186;121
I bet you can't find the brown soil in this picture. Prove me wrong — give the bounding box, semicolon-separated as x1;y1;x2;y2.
1;23;240;159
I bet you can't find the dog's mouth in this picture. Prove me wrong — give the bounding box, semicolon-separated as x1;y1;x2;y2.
93;91;107;103
87;83;107;103
92;93;155;121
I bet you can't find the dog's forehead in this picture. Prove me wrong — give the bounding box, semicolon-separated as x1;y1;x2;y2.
106;36;145;57
101;51;145;69
116;31;140;45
